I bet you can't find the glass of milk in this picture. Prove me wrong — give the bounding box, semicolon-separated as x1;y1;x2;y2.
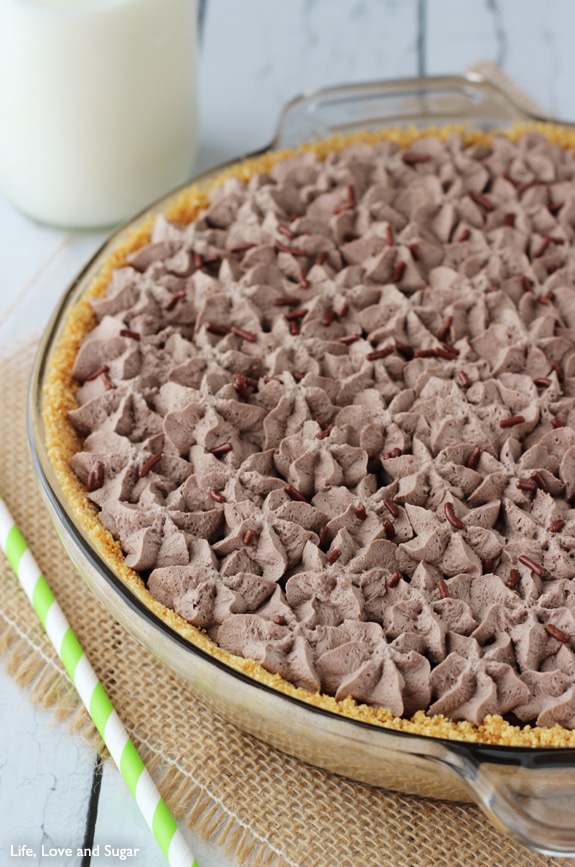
0;0;198;228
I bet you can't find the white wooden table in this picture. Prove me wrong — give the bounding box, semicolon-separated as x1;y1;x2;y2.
2;2;575;865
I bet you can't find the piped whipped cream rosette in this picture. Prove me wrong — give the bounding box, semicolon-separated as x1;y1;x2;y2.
65;129;575;731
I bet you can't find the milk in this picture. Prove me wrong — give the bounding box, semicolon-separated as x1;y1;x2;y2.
0;0;198;227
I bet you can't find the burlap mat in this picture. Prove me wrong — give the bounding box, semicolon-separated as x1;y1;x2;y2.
0;336;571;867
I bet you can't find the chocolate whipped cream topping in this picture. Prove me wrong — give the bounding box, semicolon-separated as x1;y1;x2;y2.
69;132;575;728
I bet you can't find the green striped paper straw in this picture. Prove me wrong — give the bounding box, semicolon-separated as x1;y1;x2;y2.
0;495;198;867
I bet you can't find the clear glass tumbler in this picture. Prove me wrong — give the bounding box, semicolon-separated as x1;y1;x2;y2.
0;0;198;228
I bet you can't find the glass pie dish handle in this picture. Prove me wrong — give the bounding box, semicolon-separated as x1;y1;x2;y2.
269;72;562;150
424;739;575;856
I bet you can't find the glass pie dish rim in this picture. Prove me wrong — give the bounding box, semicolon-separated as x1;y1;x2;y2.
26;71;575;856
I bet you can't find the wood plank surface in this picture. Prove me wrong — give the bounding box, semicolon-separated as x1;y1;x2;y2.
1;3;574;865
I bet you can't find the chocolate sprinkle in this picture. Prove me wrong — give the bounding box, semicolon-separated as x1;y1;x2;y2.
499;415;525;428
551;361;565;382
210;442;233;457
101;370;114;390
383;498;400;519
545;623;570;644
531;471;549;492
336;333;362;345
318;525;329;549
164;289;186;311
326;548;342;564
549;519;566;533
366;346;394;361
273;296;301;307
322;310;336;327
231;325;256;343
275;241;309;257
392;260;406;282
437;579;450;599
138;453;162;478
466;446;482;471
383;519;396;540
469;190;495;211
119;328;141;341
233;373;253;401
86;462;104;493
386;570;403;588
434;347;458;361
402;152;431;165
285;485;308;503
408;243;421;261
518;555;545;577
285;307;308;321
436;316;453;342
209;489;226;504
85;364;109;382
444;502;465;530
205;322;229;336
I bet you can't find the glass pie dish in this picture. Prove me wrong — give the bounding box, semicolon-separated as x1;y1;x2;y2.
28;74;575;856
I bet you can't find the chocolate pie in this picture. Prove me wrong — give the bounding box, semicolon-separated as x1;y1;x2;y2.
44;126;575;745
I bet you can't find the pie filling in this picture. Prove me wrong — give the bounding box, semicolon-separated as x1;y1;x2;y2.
66;130;575;730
